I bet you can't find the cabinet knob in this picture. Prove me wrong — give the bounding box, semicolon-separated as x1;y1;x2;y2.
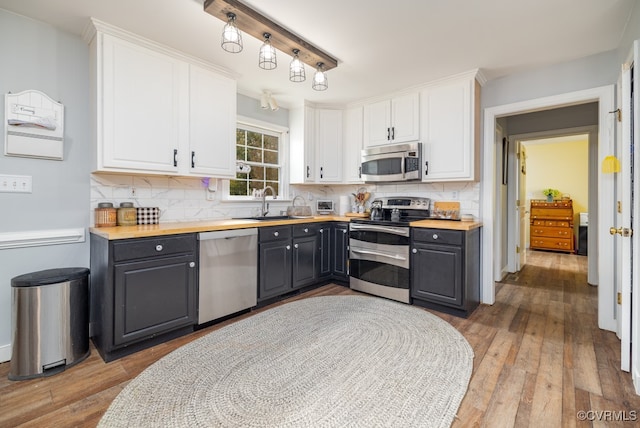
304;228;309;233
432;234;438;240
319;229;324;233
412;248;417;254
294;243;299;249
343;229;347;234
189;262;195;268
155;244;163;252
274;231;279;237
286;245;291;250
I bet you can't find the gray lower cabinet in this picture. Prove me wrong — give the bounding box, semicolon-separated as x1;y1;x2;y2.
259;224;322;301
90;233;198;362
331;222;349;280
410;227;480;317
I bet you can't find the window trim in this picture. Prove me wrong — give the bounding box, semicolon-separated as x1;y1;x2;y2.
221;115;289;202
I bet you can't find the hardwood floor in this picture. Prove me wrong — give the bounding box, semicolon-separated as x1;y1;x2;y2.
1;250;637;427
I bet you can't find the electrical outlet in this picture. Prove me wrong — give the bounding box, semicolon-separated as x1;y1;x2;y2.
451;191;459;200
129;186;137;198
0;174;32;193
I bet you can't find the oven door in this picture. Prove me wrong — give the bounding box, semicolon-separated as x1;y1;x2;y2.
349;223;411;303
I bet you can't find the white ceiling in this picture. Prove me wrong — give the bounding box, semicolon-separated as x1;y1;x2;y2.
0;0;636;108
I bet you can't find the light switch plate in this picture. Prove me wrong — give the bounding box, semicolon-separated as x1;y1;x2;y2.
0;174;32;193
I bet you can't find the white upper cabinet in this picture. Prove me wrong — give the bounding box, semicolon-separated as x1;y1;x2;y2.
420;73;480;182
98;32;184;173
343;106;364;183
289;105;316;184
316;109;343;183
290;105;343;184
87;21;236;177
188;64;236;177
363;92;419;147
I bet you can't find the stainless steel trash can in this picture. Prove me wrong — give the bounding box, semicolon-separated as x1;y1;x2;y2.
9;267;90;380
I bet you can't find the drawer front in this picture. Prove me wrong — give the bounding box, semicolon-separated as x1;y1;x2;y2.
530;208;573;220
531;236;573;251
113;234;196;262
293;223;320;237
532;219;570;227
530;226;572;238
259;225;292;242
413;228;463;246
531;200;573;208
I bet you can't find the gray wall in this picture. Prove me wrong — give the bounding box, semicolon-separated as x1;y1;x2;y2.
0;10;91;360
237;93;288;127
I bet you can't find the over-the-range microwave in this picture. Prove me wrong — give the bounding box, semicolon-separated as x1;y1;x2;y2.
360;142;422;182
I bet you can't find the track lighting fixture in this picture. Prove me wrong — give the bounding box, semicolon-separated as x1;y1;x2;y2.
205;0;338;90
221;12;242;53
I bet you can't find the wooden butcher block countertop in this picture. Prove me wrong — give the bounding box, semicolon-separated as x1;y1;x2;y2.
90;216;482;240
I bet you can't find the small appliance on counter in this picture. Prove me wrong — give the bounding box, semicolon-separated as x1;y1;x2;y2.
316;199;334;215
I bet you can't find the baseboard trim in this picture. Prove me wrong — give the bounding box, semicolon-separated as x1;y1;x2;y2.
0;343;11;363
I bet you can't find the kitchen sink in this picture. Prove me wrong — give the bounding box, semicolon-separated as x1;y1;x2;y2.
233;215;315;221
233;215;293;221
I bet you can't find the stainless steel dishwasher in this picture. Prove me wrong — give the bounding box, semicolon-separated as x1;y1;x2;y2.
197;228;258;325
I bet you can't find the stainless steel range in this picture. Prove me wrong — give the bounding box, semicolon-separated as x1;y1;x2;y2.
349;196;430;303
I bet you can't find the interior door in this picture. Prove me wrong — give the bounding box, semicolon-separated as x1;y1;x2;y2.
516;143;528;271
616;45;636;373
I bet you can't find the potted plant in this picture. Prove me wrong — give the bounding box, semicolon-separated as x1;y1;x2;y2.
542;188;560;202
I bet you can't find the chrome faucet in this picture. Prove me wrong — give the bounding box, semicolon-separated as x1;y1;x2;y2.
261;186;276;217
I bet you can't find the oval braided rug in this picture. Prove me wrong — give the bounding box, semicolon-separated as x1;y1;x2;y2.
99;295;473;428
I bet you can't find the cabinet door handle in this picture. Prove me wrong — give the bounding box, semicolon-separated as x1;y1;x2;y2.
274;231;279;237
425;161;429;176
320;167;323;179
391;127;395;140
156;244;163;252
191;151;195;168
412;248;417;254
359;166;362;178
286;245;291;250
294;243;299;249
189;262;195;268
306;165;310;178
173;149;178;167
387;127;390;140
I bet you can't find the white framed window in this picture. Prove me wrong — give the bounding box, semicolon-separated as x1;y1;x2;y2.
223;116;289;201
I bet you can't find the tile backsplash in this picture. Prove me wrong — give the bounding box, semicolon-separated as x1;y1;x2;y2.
91;173;480;225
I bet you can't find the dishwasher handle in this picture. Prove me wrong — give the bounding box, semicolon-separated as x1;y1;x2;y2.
198;228;258;240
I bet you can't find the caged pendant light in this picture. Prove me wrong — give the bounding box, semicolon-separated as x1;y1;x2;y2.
312;62;328;91
258;33;277;70
289;49;306;82
221;12;242;53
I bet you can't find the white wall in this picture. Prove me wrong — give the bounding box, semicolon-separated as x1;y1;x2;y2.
0;10;91;361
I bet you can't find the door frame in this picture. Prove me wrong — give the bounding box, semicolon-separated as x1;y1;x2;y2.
481;85;616;333
506;127;598;278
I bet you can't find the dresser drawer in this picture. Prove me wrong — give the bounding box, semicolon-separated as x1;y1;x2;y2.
531;200;573;208
531;236;573;252
532;220;570;227
112;234;196;262
531;226;573;238
530;208;573;220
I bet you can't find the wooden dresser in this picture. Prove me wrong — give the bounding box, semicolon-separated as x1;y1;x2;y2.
530;199;574;253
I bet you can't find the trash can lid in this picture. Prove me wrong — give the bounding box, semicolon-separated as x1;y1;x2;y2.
11;267;90;287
